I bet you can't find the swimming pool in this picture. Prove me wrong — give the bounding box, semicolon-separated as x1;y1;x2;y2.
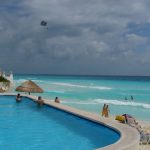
0;96;120;150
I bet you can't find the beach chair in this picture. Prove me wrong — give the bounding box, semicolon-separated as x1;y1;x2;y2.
146;133;150;144
140;131;150;144
140;132;147;144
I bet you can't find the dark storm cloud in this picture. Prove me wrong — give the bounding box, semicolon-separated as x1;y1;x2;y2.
1;0;150;75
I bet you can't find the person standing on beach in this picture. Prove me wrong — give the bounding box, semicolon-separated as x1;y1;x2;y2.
101;104;106;117
105;105;109;118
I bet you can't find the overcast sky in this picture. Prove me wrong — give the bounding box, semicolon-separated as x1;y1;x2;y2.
1;0;150;76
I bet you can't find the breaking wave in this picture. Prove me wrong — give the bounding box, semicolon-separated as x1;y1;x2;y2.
51;82;112;90
45;90;66;94
61;101;97;105
27;78;38;80
94;99;150;109
15;79;48;84
61;99;150;109
14;79;27;83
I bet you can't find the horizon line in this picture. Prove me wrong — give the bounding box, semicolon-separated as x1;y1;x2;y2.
13;73;150;77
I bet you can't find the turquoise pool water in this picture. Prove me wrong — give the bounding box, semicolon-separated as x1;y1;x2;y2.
0;96;120;150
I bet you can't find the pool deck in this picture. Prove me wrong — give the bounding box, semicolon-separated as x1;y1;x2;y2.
1;93;140;150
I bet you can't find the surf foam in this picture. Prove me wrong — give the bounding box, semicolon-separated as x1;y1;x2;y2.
61;99;150;109
94;99;150;109
51;82;112;90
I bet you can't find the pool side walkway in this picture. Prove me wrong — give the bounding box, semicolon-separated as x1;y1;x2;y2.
1;93;140;150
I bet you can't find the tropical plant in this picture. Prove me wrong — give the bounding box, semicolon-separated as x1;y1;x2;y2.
0;75;10;92
0;76;10;82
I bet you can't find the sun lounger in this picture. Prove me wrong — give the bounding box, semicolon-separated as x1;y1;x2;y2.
140;131;150;144
122;114;150;145
117;114;150;145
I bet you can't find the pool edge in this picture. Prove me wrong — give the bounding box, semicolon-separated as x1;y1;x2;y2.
0;93;140;150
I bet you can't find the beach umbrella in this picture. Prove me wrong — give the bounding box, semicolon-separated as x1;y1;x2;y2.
15;80;44;93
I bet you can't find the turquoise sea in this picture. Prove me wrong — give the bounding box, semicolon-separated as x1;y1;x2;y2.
12;75;150;122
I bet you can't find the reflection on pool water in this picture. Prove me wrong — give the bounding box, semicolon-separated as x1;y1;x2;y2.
0;96;120;150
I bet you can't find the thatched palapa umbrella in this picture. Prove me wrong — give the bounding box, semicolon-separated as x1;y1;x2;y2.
15;80;44;93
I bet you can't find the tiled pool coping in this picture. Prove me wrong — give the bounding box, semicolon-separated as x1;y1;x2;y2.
1;93;140;150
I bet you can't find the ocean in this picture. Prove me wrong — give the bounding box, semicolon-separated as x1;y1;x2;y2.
13;75;150;122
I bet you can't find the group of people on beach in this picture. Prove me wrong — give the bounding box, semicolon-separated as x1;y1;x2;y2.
101;104;109;118
100;96;134;118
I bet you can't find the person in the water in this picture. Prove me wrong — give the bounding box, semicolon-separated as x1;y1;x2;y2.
37;96;44;106
16;93;22;102
131;96;134;100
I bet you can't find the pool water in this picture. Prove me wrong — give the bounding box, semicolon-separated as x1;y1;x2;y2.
0;96;120;150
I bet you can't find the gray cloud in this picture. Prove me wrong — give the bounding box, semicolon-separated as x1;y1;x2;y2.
0;0;150;75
